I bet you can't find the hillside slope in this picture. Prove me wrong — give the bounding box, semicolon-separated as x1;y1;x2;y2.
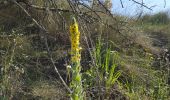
0;1;170;100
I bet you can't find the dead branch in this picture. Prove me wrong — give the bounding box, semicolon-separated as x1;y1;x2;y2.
130;0;152;10
120;0;124;8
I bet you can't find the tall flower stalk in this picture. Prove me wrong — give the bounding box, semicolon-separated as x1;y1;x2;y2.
69;17;83;100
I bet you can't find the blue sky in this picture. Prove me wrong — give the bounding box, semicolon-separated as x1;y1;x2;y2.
111;0;170;16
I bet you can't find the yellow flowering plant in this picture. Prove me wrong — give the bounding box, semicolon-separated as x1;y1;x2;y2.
69;17;84;100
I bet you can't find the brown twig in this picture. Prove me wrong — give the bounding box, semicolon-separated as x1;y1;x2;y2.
131;0;152;10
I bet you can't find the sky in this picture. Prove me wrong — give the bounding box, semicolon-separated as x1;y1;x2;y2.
111;0;170;16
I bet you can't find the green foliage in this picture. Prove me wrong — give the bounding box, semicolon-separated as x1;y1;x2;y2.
127;70;169;100
83;38;122;99
141;12;170;24
122;50;170;99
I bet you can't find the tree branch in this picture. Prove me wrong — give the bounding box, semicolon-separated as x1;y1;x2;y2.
120;0;124;8
131;0;152;10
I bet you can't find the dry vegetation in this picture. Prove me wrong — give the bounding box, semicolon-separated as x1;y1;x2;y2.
0;0;170;100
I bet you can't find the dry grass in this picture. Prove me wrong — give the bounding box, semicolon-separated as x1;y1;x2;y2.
31;80;68;100
134;32;161;55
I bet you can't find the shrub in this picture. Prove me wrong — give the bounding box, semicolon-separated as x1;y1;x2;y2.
141;12;170;24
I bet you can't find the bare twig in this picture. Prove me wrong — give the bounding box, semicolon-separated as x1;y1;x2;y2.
78;2;101;20
119;0;124;8
131;0;152;10
66;0;77;13
24;3;99;23
28;4;72;13
164;0;166;8
97;0;112;15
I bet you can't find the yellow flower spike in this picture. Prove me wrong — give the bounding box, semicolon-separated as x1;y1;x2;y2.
69;17;84;100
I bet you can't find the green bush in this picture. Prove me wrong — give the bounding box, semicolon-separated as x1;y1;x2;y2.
141;12;170;24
